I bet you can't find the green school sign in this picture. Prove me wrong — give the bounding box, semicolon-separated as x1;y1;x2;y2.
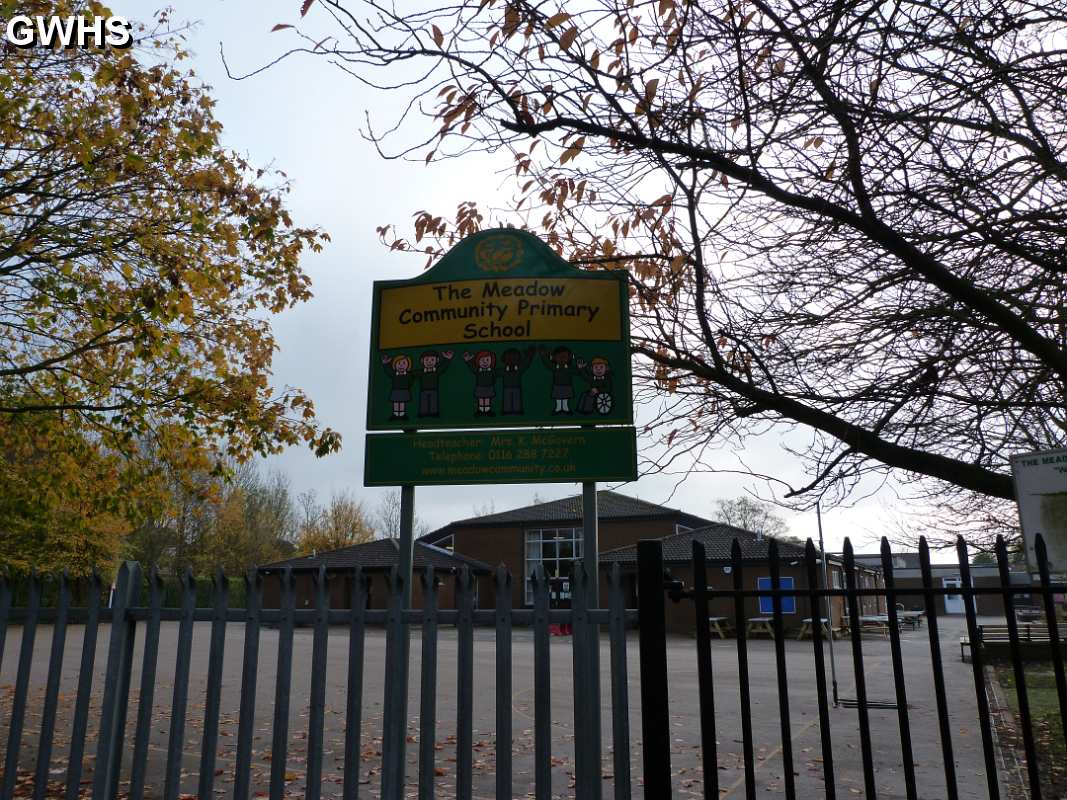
366;230;632;431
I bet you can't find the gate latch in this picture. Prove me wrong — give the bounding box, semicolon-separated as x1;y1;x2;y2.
665;575;691;603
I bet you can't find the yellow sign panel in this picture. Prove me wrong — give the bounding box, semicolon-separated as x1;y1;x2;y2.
378;277;621;349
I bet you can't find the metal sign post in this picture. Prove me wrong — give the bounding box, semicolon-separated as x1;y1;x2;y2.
365;230;635;798
583;480;599;604
817;502;840;706
398;484;415;606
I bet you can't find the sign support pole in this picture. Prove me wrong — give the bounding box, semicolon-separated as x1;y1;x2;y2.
385;483;415;799
580;479;602;798
582;480;598;603
817;501;840;706
399;484;415;607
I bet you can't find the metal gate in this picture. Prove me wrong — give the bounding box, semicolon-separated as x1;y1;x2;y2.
635;534;1067;799
0;561;634;800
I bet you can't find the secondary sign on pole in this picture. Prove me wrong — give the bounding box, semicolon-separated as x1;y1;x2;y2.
1011;447;1067;574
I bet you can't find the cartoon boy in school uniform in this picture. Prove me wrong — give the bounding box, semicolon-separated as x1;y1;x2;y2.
499;346;537;415
413;349;453;417
578;356;613;415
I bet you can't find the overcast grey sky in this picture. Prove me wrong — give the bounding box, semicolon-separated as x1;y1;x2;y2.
108;1;920;553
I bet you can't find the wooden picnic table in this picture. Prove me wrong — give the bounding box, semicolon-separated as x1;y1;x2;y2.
746;617;775;639
860;615;894;637
797;618;833;640
898;610;924;629
842;615;893;638
707;616;732;639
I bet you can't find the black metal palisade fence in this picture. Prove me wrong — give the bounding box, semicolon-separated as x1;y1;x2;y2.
0;534;1064;800
638;533;1067;800
0;561;629;800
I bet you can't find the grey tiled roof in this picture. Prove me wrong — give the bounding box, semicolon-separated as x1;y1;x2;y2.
599;522;811;564
853;552;922;569
421;490;712;543
258;539;492;573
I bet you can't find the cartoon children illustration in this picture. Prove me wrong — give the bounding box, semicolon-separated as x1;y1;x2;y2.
381;353;413;420
540;346;581;414
578;356;613;415
413;349;453;418
499;346;536;415
463;349;498;416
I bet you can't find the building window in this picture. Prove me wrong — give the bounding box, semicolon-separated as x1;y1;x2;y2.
524;527;582;605
831;570;843;589
757;576;796;614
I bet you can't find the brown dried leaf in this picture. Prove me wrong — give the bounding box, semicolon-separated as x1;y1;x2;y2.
545;12;571;29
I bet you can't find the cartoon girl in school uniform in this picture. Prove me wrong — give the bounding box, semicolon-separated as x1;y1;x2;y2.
540;345;581;414
463;349;498;416
381;353;413;420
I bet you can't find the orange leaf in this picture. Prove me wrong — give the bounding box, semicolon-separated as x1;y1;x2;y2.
545;12;571;29
271;24;293;32
559;136;585;164
644;78;659;106
558;26;578;50
432;25;444;47
301;0;315;16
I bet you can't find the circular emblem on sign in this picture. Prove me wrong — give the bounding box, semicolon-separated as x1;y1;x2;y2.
474;234;524;273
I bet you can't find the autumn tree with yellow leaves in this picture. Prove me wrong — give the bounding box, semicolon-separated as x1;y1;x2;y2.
265;0;1067;545
0;3;339;573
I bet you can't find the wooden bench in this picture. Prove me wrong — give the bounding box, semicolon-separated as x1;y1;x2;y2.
960;624;1061;662
1016;607;1043;623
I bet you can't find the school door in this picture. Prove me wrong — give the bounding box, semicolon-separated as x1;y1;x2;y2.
942;577;966;614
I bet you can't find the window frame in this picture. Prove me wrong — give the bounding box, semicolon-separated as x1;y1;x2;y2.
756;576;797;615
523;526;583;605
